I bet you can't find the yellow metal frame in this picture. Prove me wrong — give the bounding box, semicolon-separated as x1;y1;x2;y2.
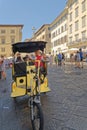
11;61;51;98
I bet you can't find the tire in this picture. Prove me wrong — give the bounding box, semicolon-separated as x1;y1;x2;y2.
30;102;44;130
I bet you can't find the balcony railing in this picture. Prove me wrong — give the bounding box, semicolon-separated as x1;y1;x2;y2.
69;38;87;45
82;37;87;42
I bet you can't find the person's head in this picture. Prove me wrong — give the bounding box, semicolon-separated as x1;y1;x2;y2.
42;51;46;58
1;55;4;60
16;52;22;62
17;57;22;61
35;50;41;56
79;48;82;52
23;55;28;61
16;52;21;57
25;55;29;61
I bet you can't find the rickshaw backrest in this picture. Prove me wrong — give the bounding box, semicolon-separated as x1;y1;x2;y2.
14;62;27;76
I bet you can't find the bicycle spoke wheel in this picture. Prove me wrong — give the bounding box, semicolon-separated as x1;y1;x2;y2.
30;102;44;130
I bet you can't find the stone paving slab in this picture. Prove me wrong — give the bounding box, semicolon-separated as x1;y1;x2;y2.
65;115;87;130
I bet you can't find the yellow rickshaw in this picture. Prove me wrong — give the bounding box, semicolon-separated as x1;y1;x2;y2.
11;41;51;130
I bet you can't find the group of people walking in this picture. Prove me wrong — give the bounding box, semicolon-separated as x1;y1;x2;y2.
49;48;84;68
0;56;6;80
54;53;65;66
70;48;83;68
47;52;65;67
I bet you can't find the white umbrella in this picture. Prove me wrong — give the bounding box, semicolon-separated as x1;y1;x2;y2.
69;48;78;51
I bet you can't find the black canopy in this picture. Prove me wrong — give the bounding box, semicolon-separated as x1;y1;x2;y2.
12;41;47;54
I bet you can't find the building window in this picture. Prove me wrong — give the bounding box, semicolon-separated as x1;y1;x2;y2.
10;29;15;33
61;37;63;44
52;32;56;38
42;35;44;39
69;37;72;43
48;27;50;30
82;0;86;12
70;12;72;21
75;34;79;41
1;30;6;34
55;30;57;36
75;7;79;18
70;4;72;10
1;38;5;44
82;15;86;27
11;36;15;43
64;35;67;42
75;20;79;31
69;24;72;34
82;31;86;39
64;24;67;31
61;26;63;33
75;0;78;5
54;40;57;47
1;48;5;52
58;39;60;44
58;28;60;34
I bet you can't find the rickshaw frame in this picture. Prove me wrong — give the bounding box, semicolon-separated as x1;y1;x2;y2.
11;41;51;130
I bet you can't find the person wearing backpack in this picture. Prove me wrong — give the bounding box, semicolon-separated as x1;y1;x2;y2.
79;48;83;68
57;53;62;66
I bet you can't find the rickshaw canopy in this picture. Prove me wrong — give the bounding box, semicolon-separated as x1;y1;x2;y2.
12;41;47;54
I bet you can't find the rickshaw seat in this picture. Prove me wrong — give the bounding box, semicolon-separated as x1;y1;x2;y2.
14;62;27;77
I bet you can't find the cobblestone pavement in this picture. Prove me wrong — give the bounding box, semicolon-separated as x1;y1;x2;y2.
0;64;87;130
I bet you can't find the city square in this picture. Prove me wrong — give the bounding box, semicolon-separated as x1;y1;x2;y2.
0;63;87;130
0;0;87;130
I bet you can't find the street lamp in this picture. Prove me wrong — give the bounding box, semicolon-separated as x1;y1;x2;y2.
32;26;36;36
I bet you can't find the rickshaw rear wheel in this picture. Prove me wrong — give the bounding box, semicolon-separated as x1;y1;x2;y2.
30;102;44;130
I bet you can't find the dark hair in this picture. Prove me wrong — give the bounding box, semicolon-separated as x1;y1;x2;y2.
1;60;3;63
79;48;82;51
16;56;22;62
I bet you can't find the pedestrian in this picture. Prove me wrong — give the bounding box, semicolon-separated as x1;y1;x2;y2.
76;51;80;68
0;58;2;79
85;52;87;62
79;48;83;68
70;53;74;65
49;53;53;66
57;53;62;66
54;54;58;67
62;53;65;65
1;56;6;80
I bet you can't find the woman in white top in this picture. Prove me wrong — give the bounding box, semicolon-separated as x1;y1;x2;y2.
1;56;6;80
